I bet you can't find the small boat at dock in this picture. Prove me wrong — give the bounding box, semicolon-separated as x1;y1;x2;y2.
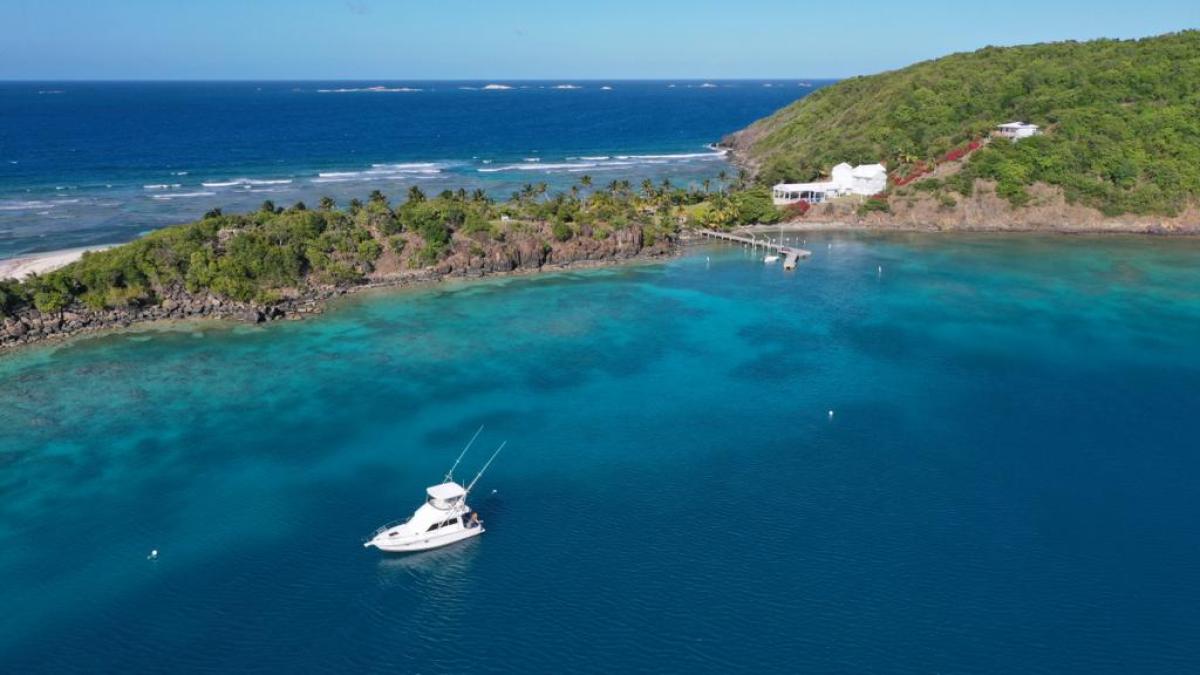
763;226;785;264
364;429;505;554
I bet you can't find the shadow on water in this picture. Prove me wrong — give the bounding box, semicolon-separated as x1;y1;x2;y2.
373;537;483;585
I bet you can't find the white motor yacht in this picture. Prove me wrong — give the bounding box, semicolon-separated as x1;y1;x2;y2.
364;429;504;554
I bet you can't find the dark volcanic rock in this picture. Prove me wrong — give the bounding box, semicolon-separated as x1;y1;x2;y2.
1;224;676;351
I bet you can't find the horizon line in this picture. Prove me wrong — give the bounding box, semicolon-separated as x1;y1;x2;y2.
0;77;840;83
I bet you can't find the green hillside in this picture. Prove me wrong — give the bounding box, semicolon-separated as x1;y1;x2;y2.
728;31;1200;216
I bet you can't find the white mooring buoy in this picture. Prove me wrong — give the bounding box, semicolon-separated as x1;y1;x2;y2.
828;410;835;420
148;549;159;561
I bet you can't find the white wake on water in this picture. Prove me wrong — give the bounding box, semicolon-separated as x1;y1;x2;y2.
201;178;294;188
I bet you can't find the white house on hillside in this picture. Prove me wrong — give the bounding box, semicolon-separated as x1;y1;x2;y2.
850;164;888;195
831;161;854;188
997;121;1041;140
772;162;888;205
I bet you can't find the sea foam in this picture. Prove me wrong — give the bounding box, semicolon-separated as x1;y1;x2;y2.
310;162;445;183
475;149;726;174
0;200;58;211
201;178;293;188
475;148;724;172
316;86;422;93
151;191;217;200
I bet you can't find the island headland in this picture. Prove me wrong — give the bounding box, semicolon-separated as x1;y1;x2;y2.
0;186;694;350
7;31;1200;350
722;30;1200;234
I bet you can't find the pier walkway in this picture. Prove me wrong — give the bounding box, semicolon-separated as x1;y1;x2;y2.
698;229;812;269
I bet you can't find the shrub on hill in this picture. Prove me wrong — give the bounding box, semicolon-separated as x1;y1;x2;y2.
734;31;1200;215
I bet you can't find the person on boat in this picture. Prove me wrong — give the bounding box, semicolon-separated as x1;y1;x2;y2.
468;512;482;528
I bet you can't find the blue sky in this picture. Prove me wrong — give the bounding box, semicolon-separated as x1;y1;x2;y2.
1;0;1197;80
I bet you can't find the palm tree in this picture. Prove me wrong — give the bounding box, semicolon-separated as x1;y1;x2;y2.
641;179;655;199
579;174;593;188
369;189;387;205
405;186;425;203
471;188;488;203
702;179;711;194
894;148;919;166
318;196;336;211
707;193;739;228
607;180;621;195
349;198;363;213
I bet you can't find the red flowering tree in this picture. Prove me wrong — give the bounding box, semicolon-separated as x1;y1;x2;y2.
942;139;984;163
785;200;811;218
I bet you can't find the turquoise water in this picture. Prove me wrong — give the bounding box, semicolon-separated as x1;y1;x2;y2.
3;234;1200;672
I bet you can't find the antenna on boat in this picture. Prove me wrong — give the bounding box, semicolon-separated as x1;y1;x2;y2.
467;441;506;493
445;425;485;483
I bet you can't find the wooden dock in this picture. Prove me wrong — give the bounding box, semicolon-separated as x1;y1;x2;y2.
697;229;812;269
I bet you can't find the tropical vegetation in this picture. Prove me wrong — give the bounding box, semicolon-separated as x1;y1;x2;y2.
730;31;1200;216
2;177;775;318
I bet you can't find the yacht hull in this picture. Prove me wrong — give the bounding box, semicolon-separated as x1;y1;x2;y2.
366;525;485;553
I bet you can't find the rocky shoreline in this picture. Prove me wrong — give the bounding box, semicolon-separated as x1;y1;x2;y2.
12;201;1195;353
1;226;675;353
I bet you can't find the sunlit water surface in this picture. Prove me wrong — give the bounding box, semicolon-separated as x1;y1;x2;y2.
2;234;1199;672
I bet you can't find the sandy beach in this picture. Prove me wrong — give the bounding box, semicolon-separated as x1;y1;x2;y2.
0;246;112;281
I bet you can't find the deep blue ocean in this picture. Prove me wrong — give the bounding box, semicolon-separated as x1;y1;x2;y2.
0;80;822;258
3;235;1200;672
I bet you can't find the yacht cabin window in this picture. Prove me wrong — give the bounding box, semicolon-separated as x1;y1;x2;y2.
426;517;459;532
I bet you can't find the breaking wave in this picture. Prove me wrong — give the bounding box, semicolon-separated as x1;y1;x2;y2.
0;200;59;211
475;150;726;174
317;86;422;93
311;162;447;183
151;191;217;200
201;178;294;188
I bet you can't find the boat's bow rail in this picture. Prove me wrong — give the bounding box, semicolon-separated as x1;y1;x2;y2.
368;518;411;540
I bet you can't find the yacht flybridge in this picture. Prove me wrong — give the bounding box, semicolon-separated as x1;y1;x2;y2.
364;429;505;554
